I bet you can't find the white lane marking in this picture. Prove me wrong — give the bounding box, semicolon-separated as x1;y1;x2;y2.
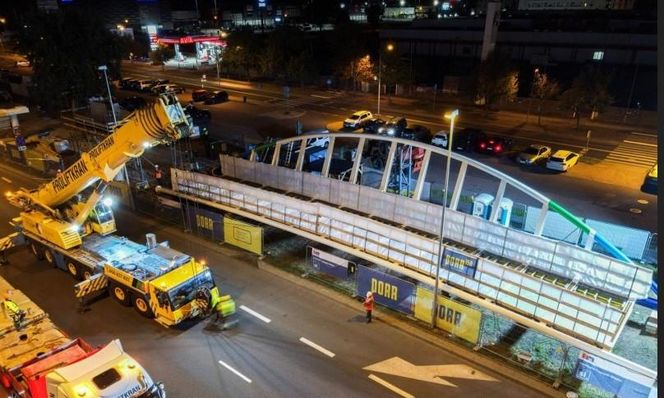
623;140;658;147
368;374;415;398
631;132;658;137
1;177;12;183
299;337;336;358
239;305;271;323
218;360;252;383
311;94;332;99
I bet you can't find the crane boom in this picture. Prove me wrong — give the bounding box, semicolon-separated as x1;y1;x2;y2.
21;94;190;209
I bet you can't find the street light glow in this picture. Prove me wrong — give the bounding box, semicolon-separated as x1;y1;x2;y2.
400;0;406;6
386;43;394;51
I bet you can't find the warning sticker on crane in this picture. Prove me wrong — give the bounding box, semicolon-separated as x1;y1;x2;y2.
74;273;108;299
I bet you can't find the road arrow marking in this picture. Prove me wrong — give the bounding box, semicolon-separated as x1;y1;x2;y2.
368;374;415;398
363;356;497;387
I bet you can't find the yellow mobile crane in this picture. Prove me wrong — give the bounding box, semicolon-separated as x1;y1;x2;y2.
1;94;235;327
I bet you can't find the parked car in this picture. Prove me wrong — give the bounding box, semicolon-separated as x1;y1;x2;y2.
453;128;487;152
641;163;657;194
152;83;185;95
118;77;135;90
343;110;373;129
477;136;513;155
363;118;386;134
402;125;431;143
192;89;211;102
151;79;169;86
137;79;155;92
184;104;212;121
546;150;580;172
15;59;30;67
119;96;147;111
377;117;407;137
516;144;552;165
203;90;229;104
431;130;449;148
127;79;142;91
303;129;330;148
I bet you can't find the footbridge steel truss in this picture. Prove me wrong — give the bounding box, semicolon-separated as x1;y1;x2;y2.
156;133;655;382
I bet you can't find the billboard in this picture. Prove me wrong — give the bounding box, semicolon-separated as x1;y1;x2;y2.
575;352;654;398
414;286;482;344
223;217;263;255
186;205;222;241
356;265;415;315
442;247;478;279
309;247;354;279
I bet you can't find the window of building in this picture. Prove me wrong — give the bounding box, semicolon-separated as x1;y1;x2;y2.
593;51;604;61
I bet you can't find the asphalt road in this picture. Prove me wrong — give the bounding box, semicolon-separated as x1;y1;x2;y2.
118;64;657;232
0;163;544;398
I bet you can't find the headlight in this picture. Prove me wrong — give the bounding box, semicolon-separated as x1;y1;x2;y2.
75;385;91;397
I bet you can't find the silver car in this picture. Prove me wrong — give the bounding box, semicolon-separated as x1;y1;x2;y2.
517;144;551;165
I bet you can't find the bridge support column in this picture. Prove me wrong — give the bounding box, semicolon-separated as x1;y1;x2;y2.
450;162;467;211
350;138;365;184
271;143;281;166
413;149;431;200
534;202;548;236
490;180;507;223
295;137;307;171
379;141;398;192
321;137;336;178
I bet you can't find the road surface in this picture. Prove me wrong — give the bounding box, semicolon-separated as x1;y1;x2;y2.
0;162;545;397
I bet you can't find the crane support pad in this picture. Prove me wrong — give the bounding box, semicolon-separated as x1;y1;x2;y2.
0;232;26;252
74;273;108;298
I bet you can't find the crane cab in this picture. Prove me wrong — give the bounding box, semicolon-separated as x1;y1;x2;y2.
87;202;117;235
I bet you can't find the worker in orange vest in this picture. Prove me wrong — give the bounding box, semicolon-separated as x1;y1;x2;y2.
154;164;163;186
363;291;374;323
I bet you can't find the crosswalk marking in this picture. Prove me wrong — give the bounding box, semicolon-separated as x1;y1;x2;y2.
604;138;657;167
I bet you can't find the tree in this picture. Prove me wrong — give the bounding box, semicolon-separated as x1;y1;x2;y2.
379;49;411;96
121;31;150;60
328;23;370;89
149;44;175;66
16;8;125;113
530;71;560;125
473;53;519;110
221;28;263;80
559;67;613;130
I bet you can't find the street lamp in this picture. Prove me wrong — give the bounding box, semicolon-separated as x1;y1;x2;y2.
97;65;117;127
377;43;394;116
431;109;459;328
526;68;539;123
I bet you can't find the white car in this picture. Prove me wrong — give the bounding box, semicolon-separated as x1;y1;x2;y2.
517;144;552;165
546;150;580;172
15;60;30;67
343;111;373;129
431;131;449;148
303;129;330;148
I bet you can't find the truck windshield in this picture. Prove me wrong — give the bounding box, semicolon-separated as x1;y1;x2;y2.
167;271;215;310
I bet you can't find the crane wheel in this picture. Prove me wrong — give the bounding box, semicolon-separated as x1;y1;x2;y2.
44;249;55;265
134;296;155;318
30;242;44;260
66;262;80;280
110;283;131;306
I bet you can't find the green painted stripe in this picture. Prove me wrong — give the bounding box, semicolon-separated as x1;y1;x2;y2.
548;200;592;234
